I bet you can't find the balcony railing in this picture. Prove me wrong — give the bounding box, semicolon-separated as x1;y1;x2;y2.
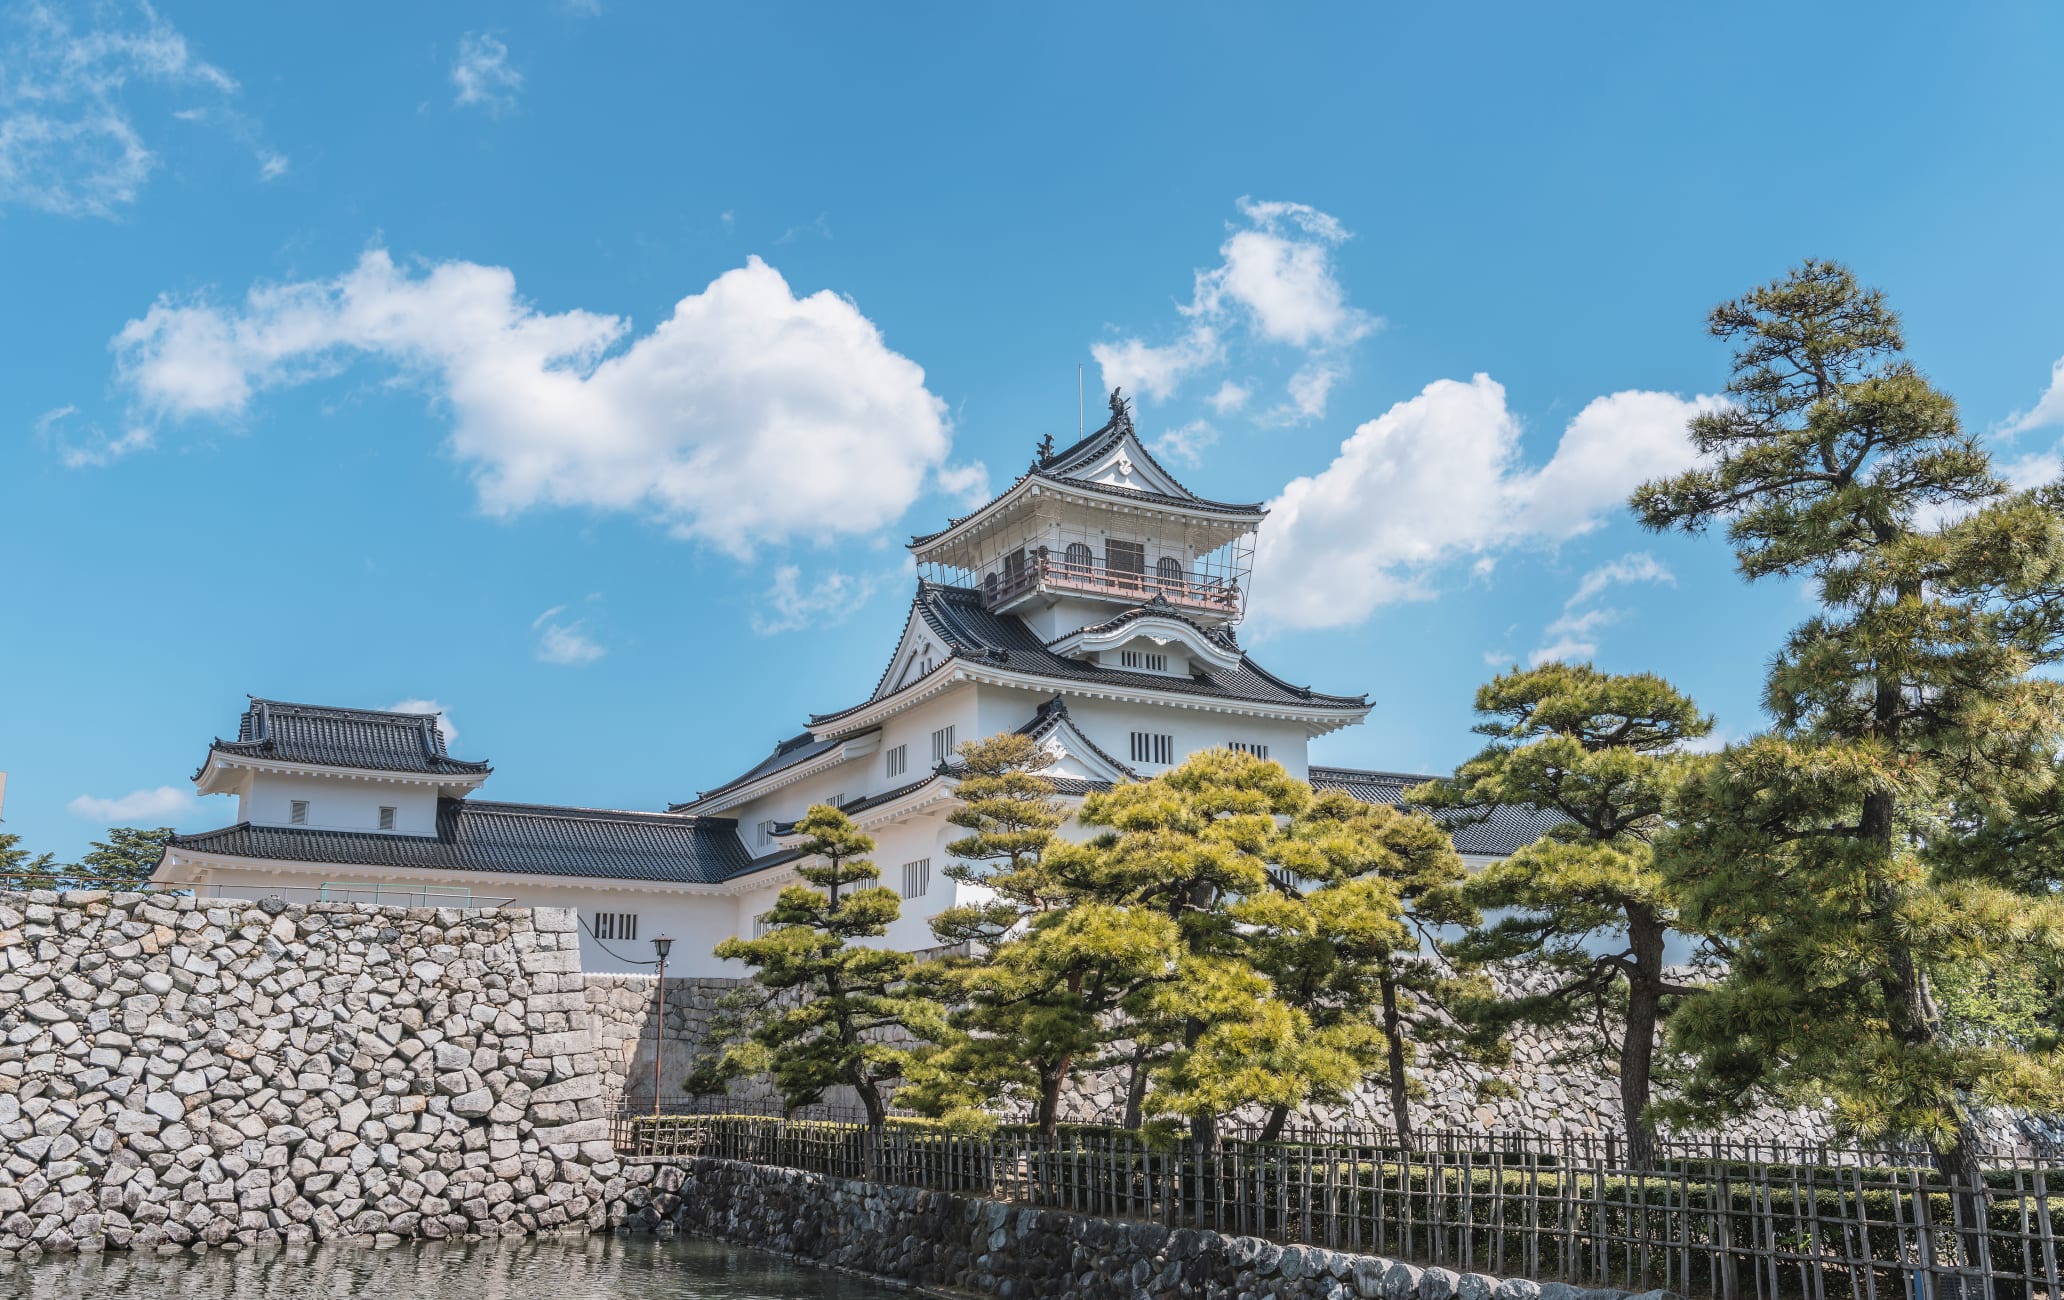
985;552;1241;615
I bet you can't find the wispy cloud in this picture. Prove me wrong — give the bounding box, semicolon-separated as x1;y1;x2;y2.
68;785;197;823
1565;552;1675;608
0;0;276;217
532;605;606;665
1525;552;1675;666
385;698;458;749
753;565;880;635
452;32;521;113
1151;419;1218;467
1095;198;1377;421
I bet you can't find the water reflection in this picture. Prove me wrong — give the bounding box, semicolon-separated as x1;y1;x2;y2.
6;1233;906;1300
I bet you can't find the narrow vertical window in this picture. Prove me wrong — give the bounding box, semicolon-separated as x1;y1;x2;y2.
931;725;957;767
377;806;397;830
289;800;309;825
901;858;931;899
886;744;908;779
1129;733;1174;765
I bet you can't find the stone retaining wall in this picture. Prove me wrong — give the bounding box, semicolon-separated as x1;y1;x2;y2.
0;889;618;1261
609;1156;1672;1300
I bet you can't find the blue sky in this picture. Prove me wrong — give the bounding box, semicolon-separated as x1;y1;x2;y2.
6;1;2064;862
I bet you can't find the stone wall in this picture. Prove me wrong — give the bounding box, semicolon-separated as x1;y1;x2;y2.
609;1156;1672;1300
0;889;618;1261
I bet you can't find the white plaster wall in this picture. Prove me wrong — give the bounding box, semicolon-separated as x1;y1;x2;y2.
1058;696;1313;780
184;864;750;977
242;772;443;834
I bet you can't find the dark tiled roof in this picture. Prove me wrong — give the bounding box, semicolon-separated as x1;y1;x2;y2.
811;584;1367;726
1015;695;1140;779
908;470;1264;548
675;729;868;810
771;776;942;835
204;698;490;778
1061;597;1244;652
165;798;759;885
1308;766;1565;859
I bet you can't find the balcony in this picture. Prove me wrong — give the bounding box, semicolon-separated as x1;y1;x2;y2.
984;550;1242;619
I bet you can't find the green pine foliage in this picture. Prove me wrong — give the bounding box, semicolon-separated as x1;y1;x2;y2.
1245;790;1502;1146
1635;259;2064;1182
904;733;1181;1135
77;826;174;888
706;805;946;1127
0;832;63;890
1413;663;1713;1167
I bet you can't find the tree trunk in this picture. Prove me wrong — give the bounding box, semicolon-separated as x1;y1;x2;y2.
1258;1103;1292;1143
1379;968;1416;1152
1121;1041;1151;1130
1620;908;1668;1171
1036;1054;1071;1138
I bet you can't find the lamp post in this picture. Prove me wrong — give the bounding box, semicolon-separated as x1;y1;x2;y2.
651;935;673;1118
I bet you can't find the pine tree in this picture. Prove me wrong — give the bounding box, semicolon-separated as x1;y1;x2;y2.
0;833;62;890
1072;748;1334;1151
906;731;1181;1135
1244;791;1499;1145
708;805;945;1128
1412;663;1712;1168
1634;259;2064;1188
77;826;174;888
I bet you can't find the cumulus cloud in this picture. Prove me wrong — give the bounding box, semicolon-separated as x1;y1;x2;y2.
531;606;605;665
934;461;991;507
0;0;275;216
1094;198;1375;419
385;698;458;750
1252;375;1719;630
753;565;880;635
106;250;952;554
67;785;197;823
452;33;521;112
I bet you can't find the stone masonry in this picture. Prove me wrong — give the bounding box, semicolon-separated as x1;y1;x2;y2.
0;889;618;1261
610;1156;1679;1300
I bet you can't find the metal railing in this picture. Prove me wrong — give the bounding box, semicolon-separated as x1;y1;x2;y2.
986;552;1241;616
616;1115;2064;1300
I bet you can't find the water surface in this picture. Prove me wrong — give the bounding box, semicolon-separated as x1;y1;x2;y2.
6;1233;909;1300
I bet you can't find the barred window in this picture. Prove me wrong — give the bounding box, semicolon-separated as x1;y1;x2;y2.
1130;732;1174;765
886;744;908;779
931;725;957;766
1120;649;1169;672
901;858;931;899
1227;741;1269;760
594;912;639;942
289;800;309;825
377;805;397;830
753;911;777;937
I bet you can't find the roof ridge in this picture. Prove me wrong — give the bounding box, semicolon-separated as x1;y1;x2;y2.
1307;765;1442;783
248;696;453;724
462;798;701;823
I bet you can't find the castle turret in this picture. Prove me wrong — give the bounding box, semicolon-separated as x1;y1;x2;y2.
909;390;1262;642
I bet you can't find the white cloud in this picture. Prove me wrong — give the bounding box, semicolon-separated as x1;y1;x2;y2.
1150;419;1218;467
107;250;952;554
385;698;458;750
0;0;266;217
1252;375;1718;630
532;605;606;665
1090;326;1222;403
37;403;154;467
68;785;197;823
1566;552;1674;608
1094;198;1375;417
753;565;880;635
934;461;990;507
452;33;521;112
1188;199;1375;350
1528;607;1618;666
2002;355;2064;437
257;150;288;181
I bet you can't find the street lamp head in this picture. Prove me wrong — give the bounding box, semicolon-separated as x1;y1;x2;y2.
652;934;674;964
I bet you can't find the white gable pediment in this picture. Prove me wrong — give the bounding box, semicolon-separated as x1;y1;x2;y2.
1047;611;1244;674
874;607;948;700
1073;431;1190;498
1027;710;1137;785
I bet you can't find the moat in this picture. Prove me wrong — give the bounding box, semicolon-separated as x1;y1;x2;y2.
3;1233;909;1300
